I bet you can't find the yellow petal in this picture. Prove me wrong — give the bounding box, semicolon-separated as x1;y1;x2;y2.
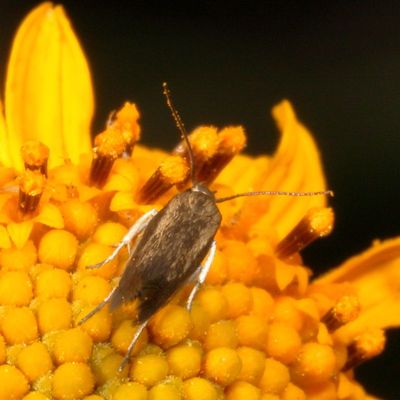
251;100;328;240
5;2;94;170
7;221;34;249
0;225;12;249
0;101;11;166
110;192;136;212
275;260;296;291
35;203;64;228
314;237;400;342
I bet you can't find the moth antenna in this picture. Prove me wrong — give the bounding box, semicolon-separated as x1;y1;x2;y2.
163;82;197;185
215;190;334;203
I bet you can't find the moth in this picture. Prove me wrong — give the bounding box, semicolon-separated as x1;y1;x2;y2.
79;83;331;369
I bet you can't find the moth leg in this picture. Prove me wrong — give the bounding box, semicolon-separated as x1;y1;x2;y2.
77;287;117;325
186;240;217;310
118;320;148;371
87;209;158;269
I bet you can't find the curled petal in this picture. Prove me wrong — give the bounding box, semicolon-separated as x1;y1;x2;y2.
7;221;34;249
5;2;94;170
314;237;400;342
252;100;328;240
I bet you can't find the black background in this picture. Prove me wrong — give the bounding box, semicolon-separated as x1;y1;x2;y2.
1;1;400;398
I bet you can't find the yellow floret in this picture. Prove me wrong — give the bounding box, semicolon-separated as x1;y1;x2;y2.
291;342;336;387
259;358;290;395
61;199;98;240
221;282;252;319
73;276;112;304
37;298;72;333
281;383;306;400
222;240;257;285
16;342;53;381
113;382;147;400
150;305;192;348
52;362;95;399
236;346;266;384
0;335;5;364
204;320;238;350
0;271;32;305
188;303;211;341
148;382;182;400
260;394;280;400
35;268;71;299
0;240;37;271
265;322;301;364
196;287;228;322
249;287;274;319
2;307;38;344
273;297;303;331
130;353;169;387
111;320;148;356
38;230;78;271
22;393;50;400
92;222;128;246
83;396;104;400
226;381;261;400
52;328;93;364
183;377;218;400
235;315;268;351
77;306;112;342
0;365;29;400
205;249;228;285
204;347;242;386
78;243;118;279
166;342;202;379
92;351;129;384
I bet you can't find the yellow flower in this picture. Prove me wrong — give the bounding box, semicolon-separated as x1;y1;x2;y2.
0;3;398;400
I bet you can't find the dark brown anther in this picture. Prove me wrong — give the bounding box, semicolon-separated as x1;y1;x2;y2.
136;155;189;204
275;207;334;258
90;129;126;188
344;328;386;370
21;140;49;176
322;295;360;332
196;126;246;185
18;170;46;214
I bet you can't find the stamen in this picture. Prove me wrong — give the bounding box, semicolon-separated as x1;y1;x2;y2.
136;155;189;204
344;328;386;370
321;295;360;332
173;126;219;187
113;102;141;155
18;170;46;214
90;129;126;188
275;207;334;258
21;140;49;176
197;127;246;185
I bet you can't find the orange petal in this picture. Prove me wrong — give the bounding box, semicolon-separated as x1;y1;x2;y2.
0;101;11;167
7;221;34;249
5;3;94;170
314;237;400;342
251;100;328;240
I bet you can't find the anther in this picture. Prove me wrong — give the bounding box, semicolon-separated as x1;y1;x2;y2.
321;295;360;332
21;141;49;176
136;155;189;204
275;207;334;258
18;170;46;214
90;129;126;188
111;102;141;155
197;126;246;185
173;126;219;188
344;328;386;371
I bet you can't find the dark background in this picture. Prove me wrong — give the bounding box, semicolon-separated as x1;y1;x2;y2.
1;1;399;397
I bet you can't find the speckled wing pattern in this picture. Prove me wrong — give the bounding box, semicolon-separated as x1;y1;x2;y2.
109;190;222;322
